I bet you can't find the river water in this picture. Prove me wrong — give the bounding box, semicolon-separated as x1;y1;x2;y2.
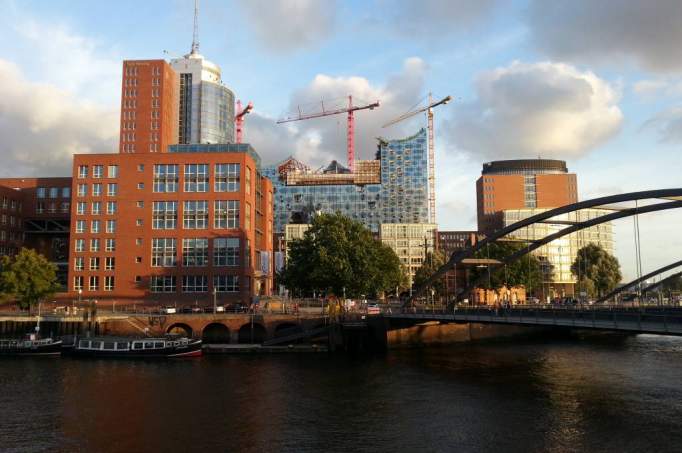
2;334;682;453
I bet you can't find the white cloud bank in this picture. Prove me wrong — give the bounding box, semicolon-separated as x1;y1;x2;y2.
448;61;623;159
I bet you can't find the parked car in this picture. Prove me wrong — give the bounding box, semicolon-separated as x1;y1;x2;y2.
161;306;177;314
367;303;381;315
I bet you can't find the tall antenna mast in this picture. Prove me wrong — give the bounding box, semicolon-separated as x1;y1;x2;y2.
191;0;200;54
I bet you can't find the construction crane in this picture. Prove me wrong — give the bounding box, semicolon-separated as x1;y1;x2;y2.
235;100;253;144
382;93;452;224
277;95;380;172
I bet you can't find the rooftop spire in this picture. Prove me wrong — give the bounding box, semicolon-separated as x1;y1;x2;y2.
191;0;200;55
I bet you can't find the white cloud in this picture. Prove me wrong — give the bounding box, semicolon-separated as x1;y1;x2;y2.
0;59;118;177
238;0;337;54
448;61;623;159
246;57;430;168
526;0;682;72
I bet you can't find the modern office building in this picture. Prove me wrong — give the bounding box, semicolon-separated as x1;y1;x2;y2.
501;208;614;298
264;128;430;235
380;223;437;285
67;144;273;305
120;60;178;154
477;159;578;233
170;48;235;145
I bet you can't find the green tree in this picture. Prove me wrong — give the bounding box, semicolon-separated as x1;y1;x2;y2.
413;250;447;296
469;241;544;295
571;243;622;297
0;248;60;309
280;213;405;298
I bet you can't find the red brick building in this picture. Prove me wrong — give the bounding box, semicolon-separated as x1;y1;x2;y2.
476;159;578;233
119;60;178;154
68;145;273;306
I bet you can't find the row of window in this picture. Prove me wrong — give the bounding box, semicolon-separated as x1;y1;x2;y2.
36;202;69;214
74;256;115;271
78;165;119;179
124;66;161;77
74;238;116;252
76;183;118;197
36;187;71;199
149;275;240;293
76;201;116;215
75;219;117;234
1;215;20;227
73;275;115;291
0;230;21;242
151;238;241;267
152;200;240;230
153;164;242;193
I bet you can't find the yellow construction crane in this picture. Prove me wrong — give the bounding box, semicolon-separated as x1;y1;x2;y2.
382;94;452;224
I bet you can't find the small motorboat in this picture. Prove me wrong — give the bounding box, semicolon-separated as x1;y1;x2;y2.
65;335;202;358
0;335;63;356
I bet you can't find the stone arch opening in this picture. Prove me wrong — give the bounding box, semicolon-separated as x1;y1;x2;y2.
166;323;193;337
237;323;266;344
202;323;231;344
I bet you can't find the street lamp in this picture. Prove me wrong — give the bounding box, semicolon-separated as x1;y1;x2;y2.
76;289;82;315
213;288;217;314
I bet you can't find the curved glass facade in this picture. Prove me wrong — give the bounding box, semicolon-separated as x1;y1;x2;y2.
200;82;234;144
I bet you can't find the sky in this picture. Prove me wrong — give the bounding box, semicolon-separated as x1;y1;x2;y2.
0;0;680;281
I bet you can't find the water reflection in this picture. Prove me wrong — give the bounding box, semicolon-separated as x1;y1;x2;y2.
2;334;682;453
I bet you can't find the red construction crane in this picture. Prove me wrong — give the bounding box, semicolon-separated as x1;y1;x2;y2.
235;100;253;144
382;93;452;224
277;95;379;172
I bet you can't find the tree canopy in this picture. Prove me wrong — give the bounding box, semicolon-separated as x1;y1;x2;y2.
571;243;622;297
0;248;60;309
279;213;406;298
413;250;447;296
469;241;545;294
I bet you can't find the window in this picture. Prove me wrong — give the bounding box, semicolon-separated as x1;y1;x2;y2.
245;202;251;231
152;201;177;229
89;257;100;271
92;184;102;197
78;165;88;178
107;183;118;196
136;201;144;208
91;220;100;233
61;202;70;213
62;187;71;198
105;257;115;270
105;238;116;252
184;164;208;192
136;238;142;246
74;257;84;271
137;164;144;172
76;220;86;233
91;202;101;215
106;201;117;215
73;276;84;291
37;187;46;198
48;202;56;214
49;187;59;198
182;275;208;293
245;167;251;195
214;275;239;292
77;202;86;215
136;256;142;263
75;239;85;252
106;220;116;233
153;164;178;192
104;276;115;291
213;238;239;266
93;165;103;178
90;238;100;252
136;219;143;226
182;238;208;266
151;275;176;293
183;200;208;229
89;276;99;291
151;238;176;267
137;183;144;190
107;165;119;178
214;163;240;192
214;200;239;229
77;184;87;197
36;202;45;214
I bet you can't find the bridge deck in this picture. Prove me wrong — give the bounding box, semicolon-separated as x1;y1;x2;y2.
386;308;682;336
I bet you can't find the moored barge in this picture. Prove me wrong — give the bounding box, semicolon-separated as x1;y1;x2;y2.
65;336;202;358
0;336;63;356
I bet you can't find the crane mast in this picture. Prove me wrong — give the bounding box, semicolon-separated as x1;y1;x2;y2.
235;100;253;144
277;95;380;172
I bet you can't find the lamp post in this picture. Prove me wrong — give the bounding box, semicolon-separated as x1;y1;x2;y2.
213;288;217;314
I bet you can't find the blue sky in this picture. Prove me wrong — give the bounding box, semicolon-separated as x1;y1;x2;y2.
0;0;680;280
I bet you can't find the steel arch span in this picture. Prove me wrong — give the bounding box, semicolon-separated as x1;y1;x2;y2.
458;200;682;297
595;260;682;304
410;187;682;302
643;271;682;295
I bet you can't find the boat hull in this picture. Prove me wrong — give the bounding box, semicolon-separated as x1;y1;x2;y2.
67;339;203;359
0;340;63;356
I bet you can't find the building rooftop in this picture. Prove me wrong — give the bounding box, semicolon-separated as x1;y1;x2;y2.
168;143;261;168
482;159;568;175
